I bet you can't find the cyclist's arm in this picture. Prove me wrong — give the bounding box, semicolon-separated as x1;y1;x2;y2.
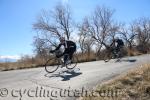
110;40;116;47
110;42;114;47
55;44;62;51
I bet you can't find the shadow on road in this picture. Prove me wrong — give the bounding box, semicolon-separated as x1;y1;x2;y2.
123;59;137;62
115;58;137;63
44;69;82;81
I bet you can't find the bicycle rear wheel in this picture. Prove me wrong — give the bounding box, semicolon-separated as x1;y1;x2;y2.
103;50;112;62
45;58;60;73
66;55;78;69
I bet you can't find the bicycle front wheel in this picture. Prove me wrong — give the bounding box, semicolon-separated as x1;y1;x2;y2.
66;55;78;69
44;58;60;73
103;51;112;62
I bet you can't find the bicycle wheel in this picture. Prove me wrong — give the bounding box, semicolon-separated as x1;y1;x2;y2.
115;50;122;62
103;50;112;62
44;58;60;73
66;55;78;69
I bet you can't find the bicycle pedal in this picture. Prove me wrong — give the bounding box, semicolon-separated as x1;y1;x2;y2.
66;60;71;64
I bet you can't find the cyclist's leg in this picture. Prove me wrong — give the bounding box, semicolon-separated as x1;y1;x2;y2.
69;47;76;60
111;46;117;58
65;47;77;69
116;45;123;59
63;49;70;64
119;45;123;57
64;47;76;64
116;45;120;52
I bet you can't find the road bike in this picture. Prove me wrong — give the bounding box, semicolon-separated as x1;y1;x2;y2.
44;50;78;73
103;46;123;62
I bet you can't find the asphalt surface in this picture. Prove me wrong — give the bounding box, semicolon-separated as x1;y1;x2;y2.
0;54;149;100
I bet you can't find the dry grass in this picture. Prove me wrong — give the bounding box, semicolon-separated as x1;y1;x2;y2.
0;62;37;71
127;48;143;56
77;52;96;63
0;52;97;71
0;49;148;72
81;64;150;100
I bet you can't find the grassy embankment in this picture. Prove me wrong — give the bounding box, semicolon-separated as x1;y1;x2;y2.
81;64;150;100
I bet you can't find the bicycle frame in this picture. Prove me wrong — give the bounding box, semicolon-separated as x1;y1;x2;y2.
103;46;122;62
44;51;78;73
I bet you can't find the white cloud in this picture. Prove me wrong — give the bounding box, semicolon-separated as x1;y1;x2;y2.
0;55;21;60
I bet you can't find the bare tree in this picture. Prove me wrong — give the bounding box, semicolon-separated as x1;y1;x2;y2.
119;25;137;49
33;4;73;40
33;36;50;62
77;17;96;61
78;18;94;54
131;17;150;53
32;4;74;59
78;32;86;54
82;6;119;57
84;38;94;60
54;4;73;40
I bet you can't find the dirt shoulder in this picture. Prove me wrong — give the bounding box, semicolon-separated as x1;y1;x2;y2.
80;64;150;100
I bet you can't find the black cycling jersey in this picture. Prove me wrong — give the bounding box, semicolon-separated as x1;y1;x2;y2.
53;40;76;62
55;40;76;51
116;39;124;46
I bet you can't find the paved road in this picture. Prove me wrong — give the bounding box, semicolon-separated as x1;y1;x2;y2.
0;54;149;100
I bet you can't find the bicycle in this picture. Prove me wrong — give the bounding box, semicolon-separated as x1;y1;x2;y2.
44;50;78;73
103;45;123;62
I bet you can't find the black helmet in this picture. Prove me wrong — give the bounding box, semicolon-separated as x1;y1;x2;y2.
59;37;65;42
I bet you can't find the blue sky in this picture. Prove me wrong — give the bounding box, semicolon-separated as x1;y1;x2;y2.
0;0;150;59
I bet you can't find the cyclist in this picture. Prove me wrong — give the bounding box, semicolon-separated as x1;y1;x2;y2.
111;37;124;53
50;37;76;65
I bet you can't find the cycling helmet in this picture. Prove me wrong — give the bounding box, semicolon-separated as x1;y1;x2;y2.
115;36;119;40
59;37;65;42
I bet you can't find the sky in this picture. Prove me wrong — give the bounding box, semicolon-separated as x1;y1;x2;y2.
0;0;150;60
